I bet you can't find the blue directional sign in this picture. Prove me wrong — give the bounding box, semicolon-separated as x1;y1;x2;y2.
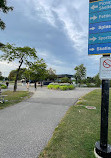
89;10;111;24
89;21;111;34
89;43;111;55
89;0;111;13
88;0;111;55
89;32;111;44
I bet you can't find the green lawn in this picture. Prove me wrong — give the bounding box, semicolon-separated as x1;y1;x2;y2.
39;89;111;158
0;91;32;109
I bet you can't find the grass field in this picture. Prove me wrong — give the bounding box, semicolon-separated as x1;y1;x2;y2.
39;89;111;158
0;91;32;109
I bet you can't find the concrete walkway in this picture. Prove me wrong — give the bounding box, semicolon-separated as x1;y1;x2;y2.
0;87;97;158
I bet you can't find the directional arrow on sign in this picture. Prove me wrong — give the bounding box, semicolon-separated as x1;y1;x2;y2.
89;37;97;42
90;15;97;21
90;27;95;30
91;5;98;10
89;48;95;51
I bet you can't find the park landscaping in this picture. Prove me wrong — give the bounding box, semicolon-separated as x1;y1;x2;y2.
39;89;111;158
47;83;75;90
0;91;32;109
0;83;7;89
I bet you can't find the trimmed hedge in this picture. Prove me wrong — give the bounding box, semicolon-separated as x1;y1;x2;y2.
47;84;75;91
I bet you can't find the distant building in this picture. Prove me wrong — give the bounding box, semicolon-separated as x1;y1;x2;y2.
57;74;73;80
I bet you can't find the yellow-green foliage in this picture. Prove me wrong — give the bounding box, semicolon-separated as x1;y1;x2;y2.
0;84;7;89
48;84;75;90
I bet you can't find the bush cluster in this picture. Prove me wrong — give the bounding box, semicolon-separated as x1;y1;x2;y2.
47;83;75;91
0;84;7;89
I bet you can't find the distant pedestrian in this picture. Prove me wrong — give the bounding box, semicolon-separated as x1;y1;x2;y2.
21;80;23;86
26;79;29;90
34;82;37;91
6;81;9;88
41;82;43;88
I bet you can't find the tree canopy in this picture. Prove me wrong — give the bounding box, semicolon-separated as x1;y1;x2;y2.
0;43;38;91
8;68;27;81
28;59;47;82
0;43;38;63
93;73;101;87
0;0;13;30
46;68;57;81
74;64;86;84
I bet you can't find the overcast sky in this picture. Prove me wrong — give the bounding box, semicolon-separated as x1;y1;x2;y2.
0;0;101;77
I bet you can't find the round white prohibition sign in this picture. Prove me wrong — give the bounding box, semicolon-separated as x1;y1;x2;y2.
103;59;111;68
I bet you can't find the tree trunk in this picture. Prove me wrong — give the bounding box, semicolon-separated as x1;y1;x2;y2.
13;59;23;92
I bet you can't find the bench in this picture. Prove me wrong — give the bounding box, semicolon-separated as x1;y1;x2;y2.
0;88;7;103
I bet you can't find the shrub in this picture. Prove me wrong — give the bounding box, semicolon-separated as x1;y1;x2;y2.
49;83;58;85
59;86;68;91
47;85;53;89
68;85;75;90
0;84;7;89
53;85;60;90
48;84;75;91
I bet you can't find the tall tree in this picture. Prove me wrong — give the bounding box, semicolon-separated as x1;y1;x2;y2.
74;64;86;84
0;0;13;30
28;59;47;82
47;68;57;81
0;71;2;77
93;73;101;87
0;71;4;80
8;68;27;81
0;43;38;91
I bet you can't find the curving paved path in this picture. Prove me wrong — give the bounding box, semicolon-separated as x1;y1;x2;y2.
0;86;97;158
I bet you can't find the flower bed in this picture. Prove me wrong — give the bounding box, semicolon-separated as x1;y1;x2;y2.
47;83;75;91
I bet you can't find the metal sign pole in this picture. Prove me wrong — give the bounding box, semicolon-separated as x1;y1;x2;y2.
95;55;111;157
88;0;111;156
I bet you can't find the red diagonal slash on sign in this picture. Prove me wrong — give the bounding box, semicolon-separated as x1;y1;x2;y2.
103;59;111;68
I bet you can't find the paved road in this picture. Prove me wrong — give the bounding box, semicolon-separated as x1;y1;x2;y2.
0;87;97;158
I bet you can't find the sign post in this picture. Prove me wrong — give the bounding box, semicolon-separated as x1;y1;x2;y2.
89;0;111;157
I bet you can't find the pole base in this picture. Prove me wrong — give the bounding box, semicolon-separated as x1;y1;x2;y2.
95;141;111;158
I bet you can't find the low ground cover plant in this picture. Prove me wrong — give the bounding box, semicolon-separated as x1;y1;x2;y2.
47;83;75;90
0;84;7;89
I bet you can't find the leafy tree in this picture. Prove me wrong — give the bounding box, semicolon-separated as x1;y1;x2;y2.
93;73;101;87
0;71;4;80
0;42;4;47
74;64;86;84
8;68;27;81
0;43;38;91
86;77;94;83
28;59;47;82
47;68;57;81
0;0;13;30
61;77;71;83
0;71;2;77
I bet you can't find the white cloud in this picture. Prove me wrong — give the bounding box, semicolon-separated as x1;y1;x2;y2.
21;0;89;55
10;0;89;58
18;0;56;27
4;0;99;77
47;63;74;75
37;49;65;66
0;61;19;77
52;2;88;55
